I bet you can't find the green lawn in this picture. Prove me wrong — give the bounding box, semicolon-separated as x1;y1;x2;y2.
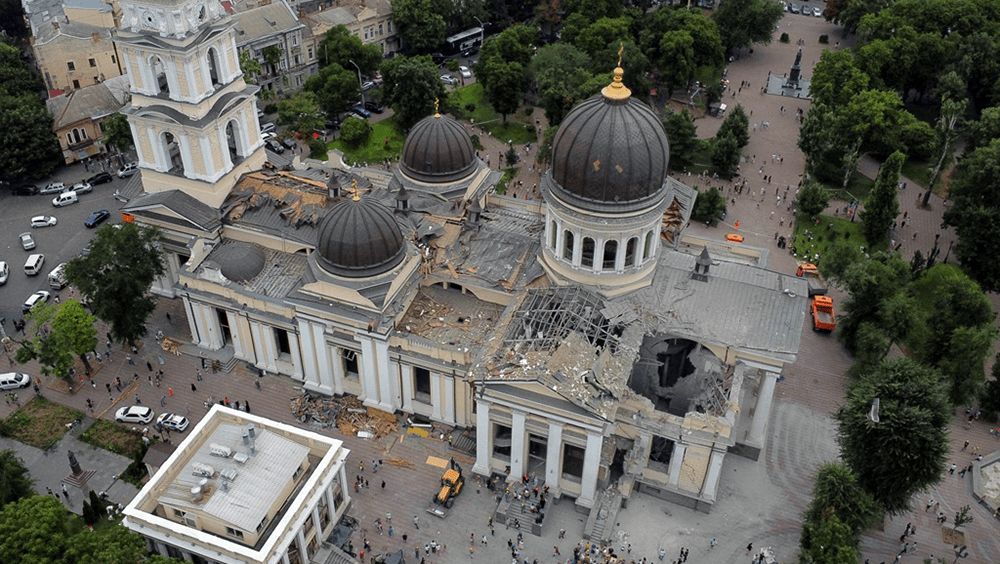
819;172;875;203
0;397;84;450
494;167;517;195
449;83;537;144
80;419;146;458
791;213;868;267
330;118;405;166
900;158;934;189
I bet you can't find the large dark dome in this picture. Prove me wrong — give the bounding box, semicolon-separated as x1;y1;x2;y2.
400;113;477;183
549;74;669;211
316;195;405;278
214;242;265;282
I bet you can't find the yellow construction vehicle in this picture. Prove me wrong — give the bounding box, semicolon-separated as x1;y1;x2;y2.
427;459;464;518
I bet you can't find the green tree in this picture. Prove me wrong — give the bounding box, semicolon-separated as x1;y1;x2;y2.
860;151;903;246
804;463;879;537
836;357;950;514
50;300;97;375
100;113;134;152
799;514;860;564
306;63;360;120
340;117;372;147
572;17;631;58
529;43;593;125
710;131;741;179
0;0;28;38
797;181;831;220
277;91;325;135
799;102;851;183
317;25;382;75
943;139;1000;290
65;223;164;346
0;450;32;508
0;495;71;563
980;360;1000;420
691;187;726;225
380;55;445;128
837;252;911;352
64;523;149;564
1;92;62;181
661;110;697;170
809;50;870;108
712;0;784;54
908;264;996;404
238;50;262;84
481;60;523;122
717;105;750;148
261;46;282;74
0;41;41;96
658;31;696;95
967;106;1000;151
14;302;75;380
393;0;447;52
821;239;864;284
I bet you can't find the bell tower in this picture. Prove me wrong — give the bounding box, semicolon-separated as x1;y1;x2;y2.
115;0;266;208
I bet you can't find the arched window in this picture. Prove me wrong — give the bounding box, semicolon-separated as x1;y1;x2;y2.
160;131;185;175
207;46;223;87
149;55;169;95
224;119;243;164
602;240;618;271
563;230;574;260
581;237;595;268
643;230;654;261
625;237;638;267
549;220;558;250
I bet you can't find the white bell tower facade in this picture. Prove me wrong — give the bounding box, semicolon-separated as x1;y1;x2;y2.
116;0;266;208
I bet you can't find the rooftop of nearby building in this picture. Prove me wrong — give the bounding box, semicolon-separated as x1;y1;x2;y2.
231;0;303;46
23;0;115;43
46;75;130;129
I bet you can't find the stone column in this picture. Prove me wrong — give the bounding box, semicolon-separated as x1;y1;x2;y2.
313;325;334;395
288;330;304;380
358;337;379;405
701;449;726;502
374;337;395;410
281;552;291;564
325;486;337;523
510;410;527;480
225;311;242;356
338;465;351;507
667;443;686;487
311;507;323;537
429;371;443;420
182;295;200;346
296;529;309;562
577;431;603;508
472;400;491;476
331;346;345;396
746;371;779;447
399;364;414;412
545;422;563;495
443;375;456;424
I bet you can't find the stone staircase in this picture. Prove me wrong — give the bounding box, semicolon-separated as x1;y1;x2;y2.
178;344;239;374
494;488;546;536
583;485;623;542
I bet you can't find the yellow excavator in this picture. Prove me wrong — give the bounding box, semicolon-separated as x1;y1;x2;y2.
427;458;464;518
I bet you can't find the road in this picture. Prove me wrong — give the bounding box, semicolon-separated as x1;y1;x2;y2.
0;161;130;327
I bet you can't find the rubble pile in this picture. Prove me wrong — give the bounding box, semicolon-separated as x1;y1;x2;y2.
290;393;398;438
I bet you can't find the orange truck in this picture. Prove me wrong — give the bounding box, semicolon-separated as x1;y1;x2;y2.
811;295;837;332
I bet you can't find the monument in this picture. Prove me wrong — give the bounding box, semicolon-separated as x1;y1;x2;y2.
766;47;812;99
63;448;95;488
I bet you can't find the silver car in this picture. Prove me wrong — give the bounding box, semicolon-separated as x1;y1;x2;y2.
31;215;58;228
0;372;31;391
115;405;154;424
19;232;35;250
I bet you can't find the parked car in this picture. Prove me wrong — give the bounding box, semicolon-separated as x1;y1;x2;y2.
0;261;8;285
440;74;458;85
13;184;39;196
40;182;65;195
813;6;823;16
361;80;375;91
350;105;371;119
52;191;79;207
0;372;31;391
156;413;190;432
22;290;50;313
789;3;799;13
117;162;139;178
261;131;277;141
281;137;297;150
71;181;92;194
364;101;384;114
30;215;57;228
84;209;111;228
115;405;154;424
260;122;277;134
459;66;472;79
265;139;285;153
18;232;35;250
86;171;113;185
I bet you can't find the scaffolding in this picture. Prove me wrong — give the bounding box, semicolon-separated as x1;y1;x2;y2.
503;287;621;353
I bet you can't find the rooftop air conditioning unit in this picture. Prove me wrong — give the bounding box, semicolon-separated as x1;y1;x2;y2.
192;462;215;477
233;452;250;464
210;444;233;458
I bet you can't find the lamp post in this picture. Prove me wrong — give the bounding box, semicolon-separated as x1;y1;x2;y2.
348;59;364;108
472;16;485;50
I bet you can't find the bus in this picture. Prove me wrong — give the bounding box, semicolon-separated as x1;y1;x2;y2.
444;27;483;56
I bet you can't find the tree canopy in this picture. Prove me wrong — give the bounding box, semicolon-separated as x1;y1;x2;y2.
100;113;134;152
14;302;75;380
0;450;32;508
528;43;595;125
317;25;382;75
0;41;62;181
860;150;903;246
380;55;445;128
661;109;697;170
797;181;832;220
276;91;325;135
712;0;784;54
943;139;1000;291
305;64;360;120
393;0;447;53
836;357;950;514
65;224;164;345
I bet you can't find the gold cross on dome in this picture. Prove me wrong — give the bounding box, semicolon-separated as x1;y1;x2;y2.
351;178;361;201
434;97;440;117
617;42;624;67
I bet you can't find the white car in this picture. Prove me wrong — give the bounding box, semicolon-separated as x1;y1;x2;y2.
0;372;31;391
115;405;154;424
22;290;50;313
39;182;65;195
440;74;458;85
156;413;190;432
361;80;375;91
0;261;8;285
71;182;93;194
117;162;138;178
814;6;823;16
31;215;58;228
19;232;35;250
459;66;472;79
261;131;276;141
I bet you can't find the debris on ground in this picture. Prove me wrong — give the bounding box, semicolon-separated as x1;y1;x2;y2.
290;393;398;438
386;457;414;469
161;337;183;355
290;393;341;427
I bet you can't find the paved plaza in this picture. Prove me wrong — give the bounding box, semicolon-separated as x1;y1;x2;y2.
2;11;999;564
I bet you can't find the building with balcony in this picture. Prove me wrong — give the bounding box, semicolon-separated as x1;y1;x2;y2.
46;74;130;164
123;405;351;564
231;0;315;95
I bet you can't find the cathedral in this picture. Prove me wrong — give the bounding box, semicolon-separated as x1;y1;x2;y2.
115;0;807;533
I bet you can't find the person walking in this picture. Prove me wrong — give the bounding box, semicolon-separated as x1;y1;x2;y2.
61;483;69;499
413;515;420;529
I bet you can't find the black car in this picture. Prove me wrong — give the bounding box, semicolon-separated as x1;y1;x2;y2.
265;139;285;153
84;209;111;228
364;101;384;114
12;184;39;196
86;171;113;185
281;138;297;150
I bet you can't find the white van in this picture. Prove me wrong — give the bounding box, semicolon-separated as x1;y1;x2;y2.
0;261;8;285
48;262;68;289
52;191;79;207
24;253;45;276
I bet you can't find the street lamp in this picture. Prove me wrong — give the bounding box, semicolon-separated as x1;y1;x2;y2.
473;16;485;48
348;59;364;108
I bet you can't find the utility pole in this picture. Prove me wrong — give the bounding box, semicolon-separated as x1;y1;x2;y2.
348;59;364;108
